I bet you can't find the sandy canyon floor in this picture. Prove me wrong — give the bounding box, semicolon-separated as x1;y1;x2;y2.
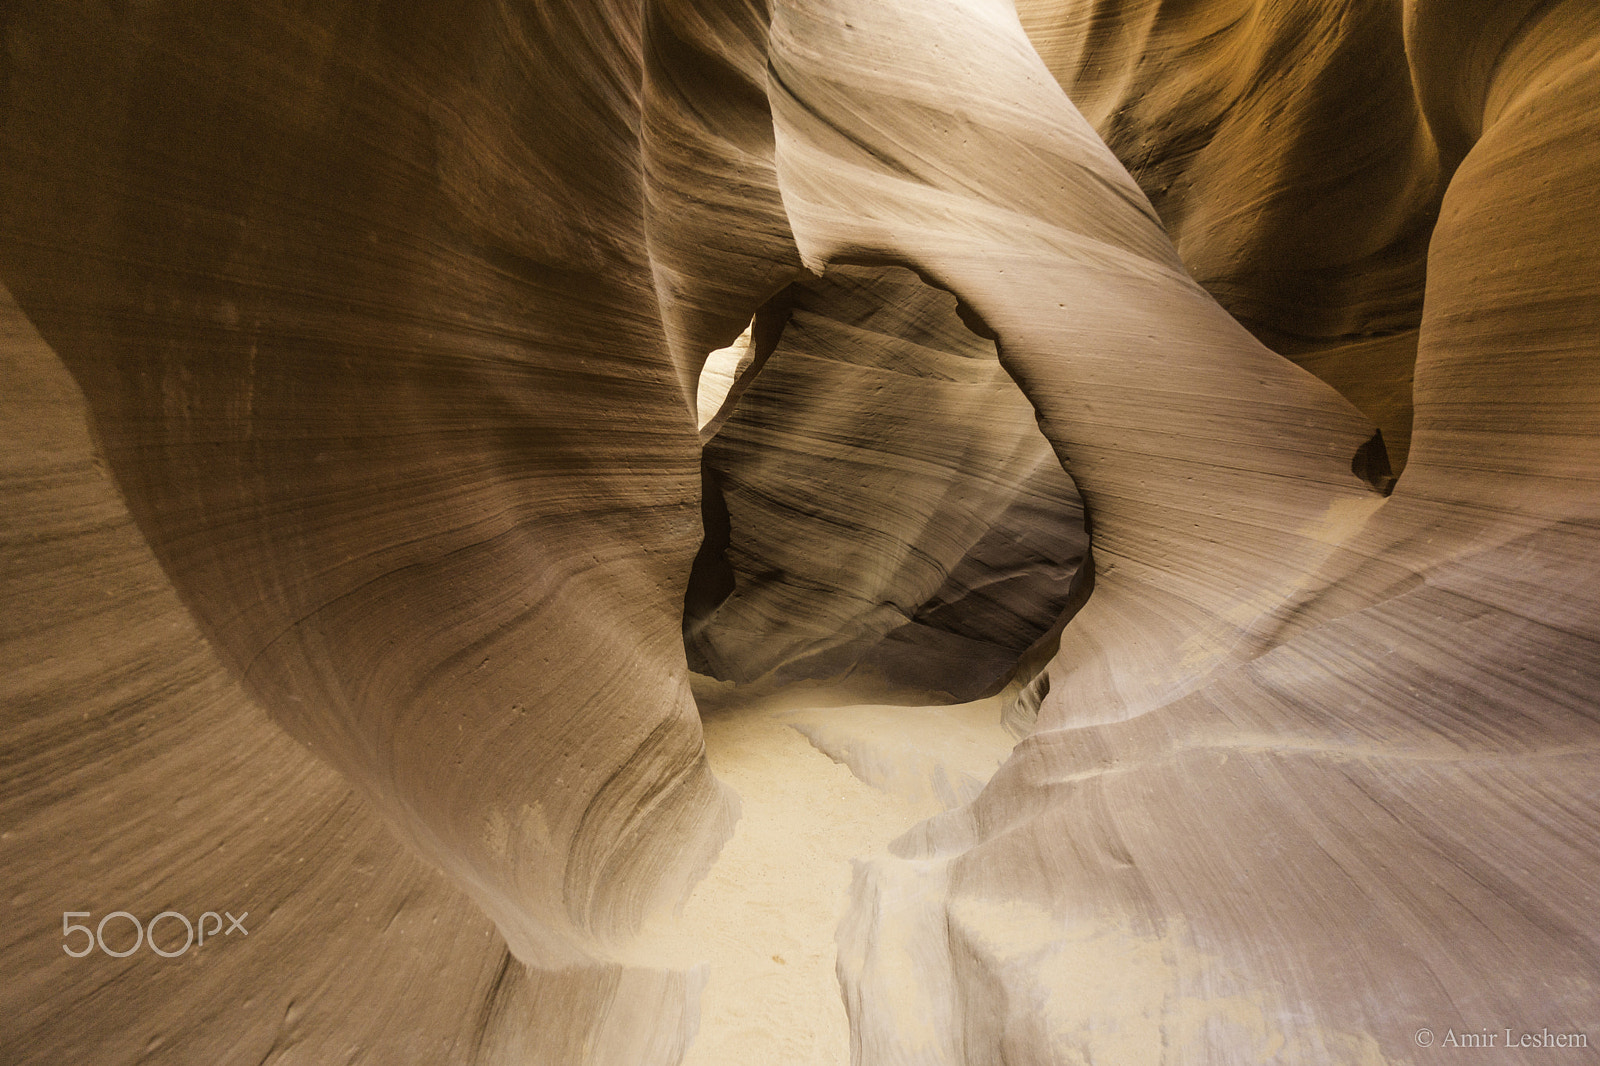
631;684;1018;1064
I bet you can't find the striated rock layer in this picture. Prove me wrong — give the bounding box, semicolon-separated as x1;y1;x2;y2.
1016;0;1445;472
1;2;746;1061
3;0;1598;1063
813;1;1600;1062
0;286;703;1064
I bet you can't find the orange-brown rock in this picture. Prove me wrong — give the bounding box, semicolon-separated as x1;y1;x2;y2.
3;0;1596;1063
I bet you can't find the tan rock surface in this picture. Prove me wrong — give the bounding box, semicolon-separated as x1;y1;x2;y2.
1015;0;1444;471
0;285;702;1065
3;0;1598;1063
780;1;1600;1061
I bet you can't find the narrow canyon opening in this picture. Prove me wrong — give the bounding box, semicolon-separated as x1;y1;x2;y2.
665;263;1093;1060
685;263;1091;705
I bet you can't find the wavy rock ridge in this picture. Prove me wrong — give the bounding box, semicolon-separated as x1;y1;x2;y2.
3;0;1598;1063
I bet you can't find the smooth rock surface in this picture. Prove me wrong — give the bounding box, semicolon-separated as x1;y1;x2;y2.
3;0;1597;1063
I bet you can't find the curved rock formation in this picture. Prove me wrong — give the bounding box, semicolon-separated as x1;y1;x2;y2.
3;0;1597;1063
1;0;748;966
1016;0;1445;472
2;3;741;1061
689;263;1088;701
813;1;1600;1061
1;283;707;1064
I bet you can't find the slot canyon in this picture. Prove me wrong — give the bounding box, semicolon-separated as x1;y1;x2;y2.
2;0;1597;1062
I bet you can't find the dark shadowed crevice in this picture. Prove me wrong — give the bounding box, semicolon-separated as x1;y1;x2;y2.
1352;428;1398;495
683;462;735;674
682;263;1092;705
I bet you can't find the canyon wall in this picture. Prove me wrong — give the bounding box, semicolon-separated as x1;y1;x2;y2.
3;0;1596;1063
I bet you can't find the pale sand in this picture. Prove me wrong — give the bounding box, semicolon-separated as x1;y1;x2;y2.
632;690;1016;1064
